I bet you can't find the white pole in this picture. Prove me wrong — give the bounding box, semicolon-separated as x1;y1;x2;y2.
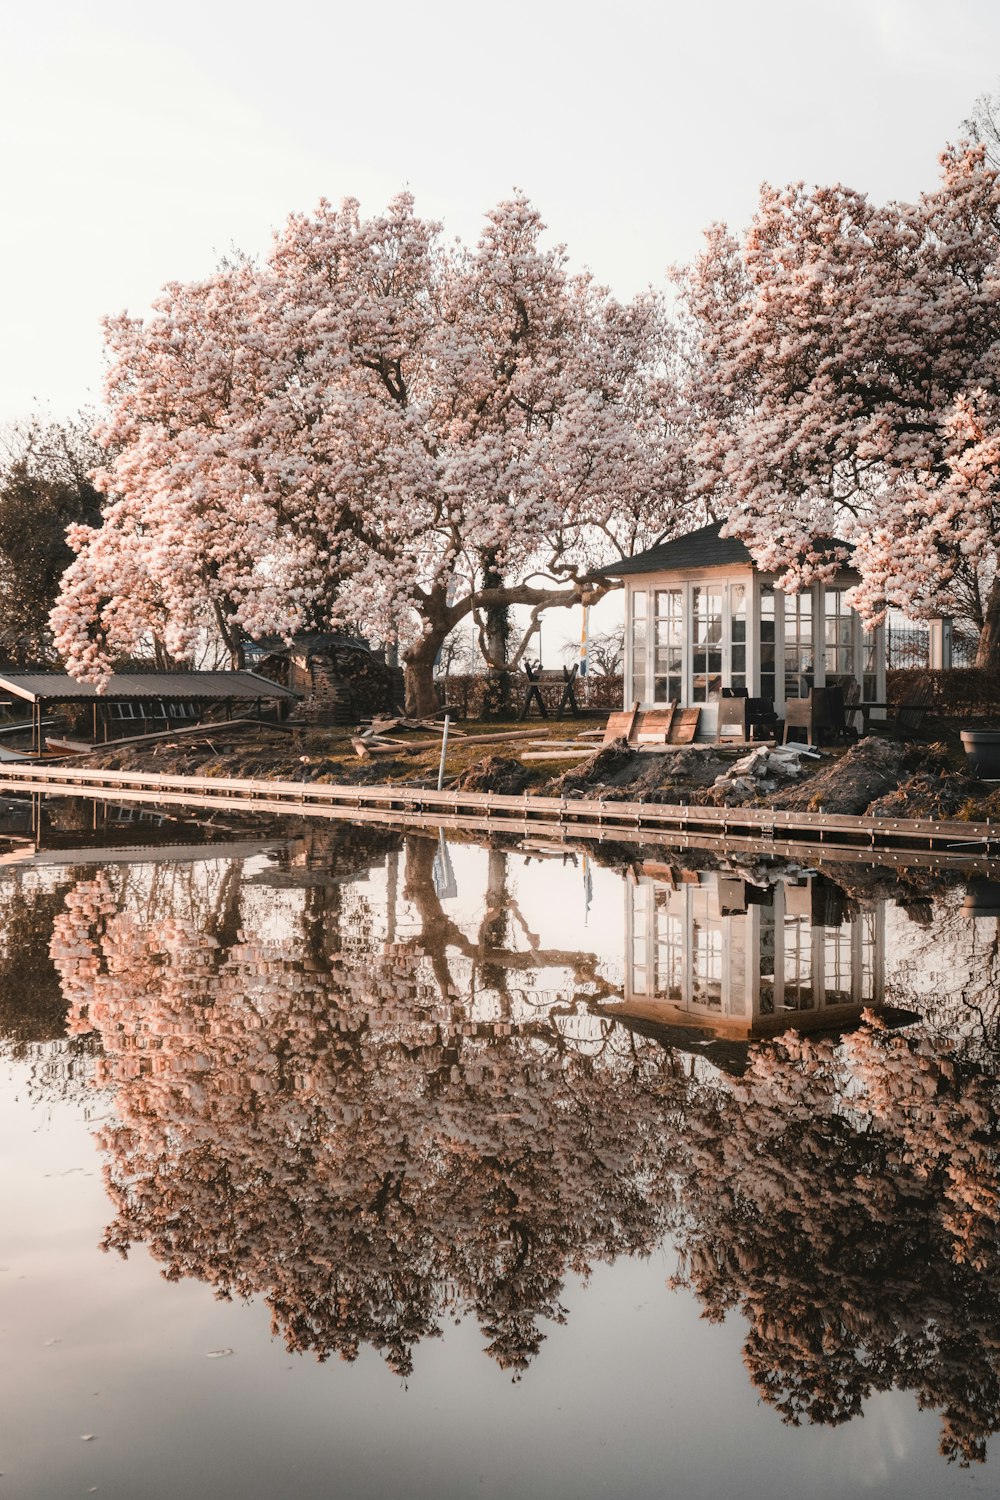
437;713;451;790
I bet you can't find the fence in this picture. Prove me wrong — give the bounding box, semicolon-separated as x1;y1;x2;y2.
887;622;978;670
438;671;624;719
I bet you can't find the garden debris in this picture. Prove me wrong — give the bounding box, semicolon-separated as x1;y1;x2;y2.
545;738;639;794
702;745;814;806
453;755;532;795
353;725;552;758
363;715;452;735
867;770;983;820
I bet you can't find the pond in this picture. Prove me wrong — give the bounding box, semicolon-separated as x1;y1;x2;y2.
1;801;999;1498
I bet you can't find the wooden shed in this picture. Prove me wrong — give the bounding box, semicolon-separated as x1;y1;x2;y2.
600;521;886;739
0;670;296;753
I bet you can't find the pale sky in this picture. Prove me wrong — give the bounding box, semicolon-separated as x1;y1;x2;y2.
1;0;998;426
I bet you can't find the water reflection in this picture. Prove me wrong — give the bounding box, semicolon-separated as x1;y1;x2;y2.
622;864;882;1038
2;819;1000;1464
48;830;680;1378
669;1017;1000;1465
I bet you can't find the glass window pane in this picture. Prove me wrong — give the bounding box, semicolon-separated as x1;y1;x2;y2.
693;586;723;702
631;591;648;702
653;588;683;704
784;593;814;699
729;582;747;691
824;588;857;680
759;585;776;700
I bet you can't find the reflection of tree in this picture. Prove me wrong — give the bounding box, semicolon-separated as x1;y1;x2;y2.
400;836;615;1022
886;890;1000;1062
670;1014;1000;1465
0;875;68;1046
53;859;682;1377
38;839;1000;1462
0;871;104;1106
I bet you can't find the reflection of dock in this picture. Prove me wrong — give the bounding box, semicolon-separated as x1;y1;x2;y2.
0;762;996;867
0;836;280;870
604;866;884;1042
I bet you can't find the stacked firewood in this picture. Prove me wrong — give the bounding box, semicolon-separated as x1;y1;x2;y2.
290;645;398;725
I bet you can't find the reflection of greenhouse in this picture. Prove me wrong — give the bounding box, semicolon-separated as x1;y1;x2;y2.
617;867;883;1038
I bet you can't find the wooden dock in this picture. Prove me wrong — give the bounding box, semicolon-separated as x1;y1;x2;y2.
0;762;996;872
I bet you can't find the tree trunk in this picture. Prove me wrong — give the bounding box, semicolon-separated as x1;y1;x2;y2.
403;634;445;717
481;558;511;719
976;574;1000;672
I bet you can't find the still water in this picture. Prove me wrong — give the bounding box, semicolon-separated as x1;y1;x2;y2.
2;803;1000;1498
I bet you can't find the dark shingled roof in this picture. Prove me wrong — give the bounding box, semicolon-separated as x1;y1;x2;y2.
0;670;296;705
597;520;853;578
597;521;752;577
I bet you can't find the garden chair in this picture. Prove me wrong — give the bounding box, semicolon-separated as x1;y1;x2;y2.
782;686;852;747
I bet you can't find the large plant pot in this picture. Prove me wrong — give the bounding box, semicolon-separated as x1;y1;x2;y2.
960;729;1000;778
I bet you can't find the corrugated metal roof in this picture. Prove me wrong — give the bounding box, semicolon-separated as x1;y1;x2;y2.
0;670;296;704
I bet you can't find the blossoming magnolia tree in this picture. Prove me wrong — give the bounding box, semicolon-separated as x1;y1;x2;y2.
52;195;685;713
680;144;1000;665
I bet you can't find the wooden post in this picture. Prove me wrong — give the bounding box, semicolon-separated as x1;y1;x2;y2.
436;714;451;790
929;617;953;671
518;661;549;720
557;664;580;717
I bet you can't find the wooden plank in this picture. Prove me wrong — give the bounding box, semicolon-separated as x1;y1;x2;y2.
352;741;398;762
520;749;596;762
633;707;675;746
355;727;554;758
668;708;701;745
602;712;634;746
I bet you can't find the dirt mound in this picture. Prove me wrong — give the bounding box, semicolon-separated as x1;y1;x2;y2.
601;746;736;803
867;771;981;820
454;755;532;795
545;739;641;795
768;737;909;815
548;742;746;802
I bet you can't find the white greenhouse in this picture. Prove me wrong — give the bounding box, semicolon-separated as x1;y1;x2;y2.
601;521;886;739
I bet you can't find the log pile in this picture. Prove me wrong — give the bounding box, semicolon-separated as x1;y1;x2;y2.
256;643;399;725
